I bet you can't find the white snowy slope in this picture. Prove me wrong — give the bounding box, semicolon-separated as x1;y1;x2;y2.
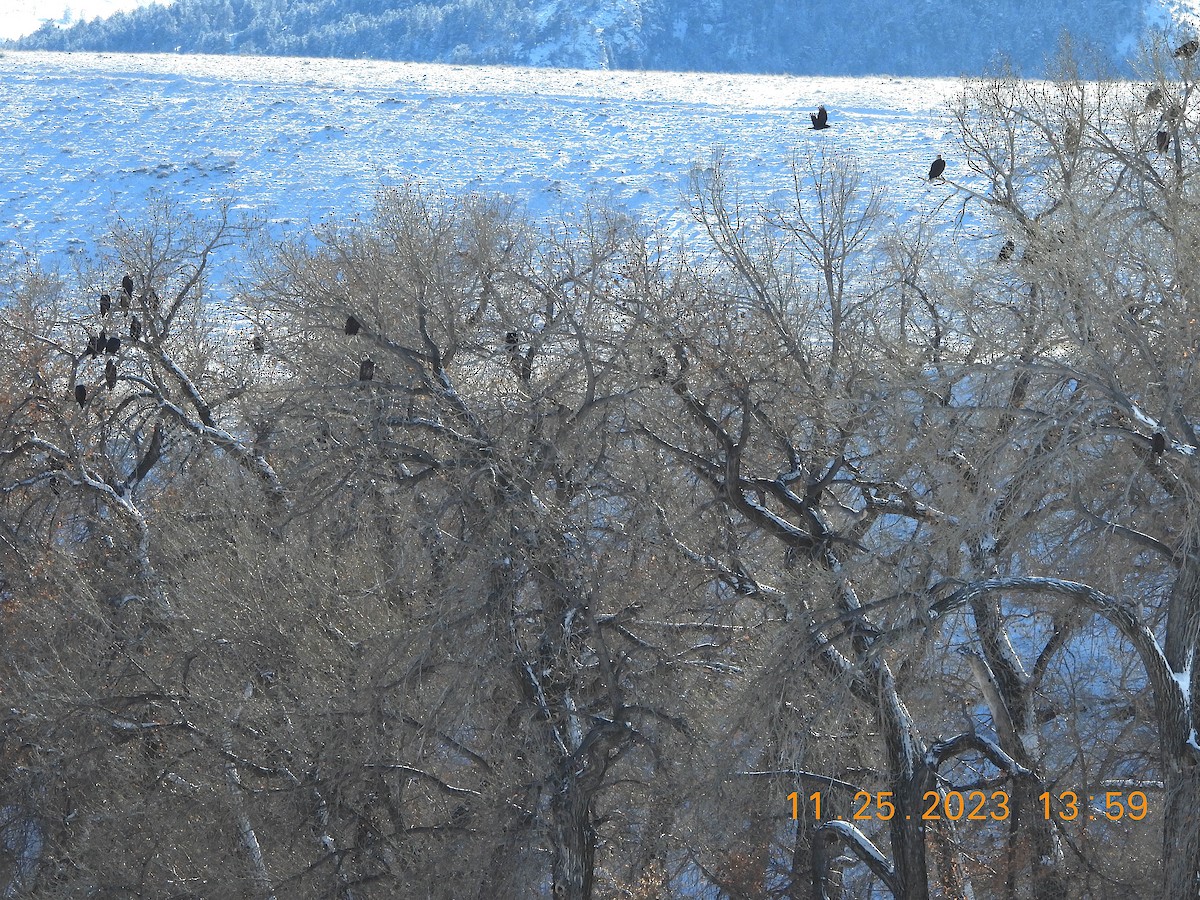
0;1;167;41
0;50;972;274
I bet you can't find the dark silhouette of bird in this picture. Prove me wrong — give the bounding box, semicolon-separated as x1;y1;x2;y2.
809;105;830;130
129;316;141;341
97;330;107;356
649;353;669;380
1174;39;1199;59
359;357;375;382
504;332;531;380
74;384;87;407
344;314;361;336
928;155;946;181
119;289;130;315
1152;431;1167;455
1157;130;1170;153
1146;87;1163;109
99;293;111;317
1064;123;1080;153
105;336;121;355
998;239;1016;261
252;333;265;353
85;335;98;358
104;359;117;391
122;274;134;298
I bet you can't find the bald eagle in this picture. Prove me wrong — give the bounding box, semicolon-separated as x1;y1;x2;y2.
359;357;375;382
928;155;946;181
100;293;111;317
1157;130;1170;153
809;106;829;130
129;316;141;341
74;384;87;407
1174;39;1199;59
122;274;134;297
105;336;121;355
105;359;117;391
1152;431;1167;455
649;353;669;380
345;314;361;336
1064;123;1080;153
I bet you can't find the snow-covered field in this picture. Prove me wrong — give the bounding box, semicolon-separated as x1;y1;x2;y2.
0;50;969;273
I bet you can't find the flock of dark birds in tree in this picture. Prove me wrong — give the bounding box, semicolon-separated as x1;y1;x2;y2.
74;52;1200;445
75;273;145;407
808;77;1191;462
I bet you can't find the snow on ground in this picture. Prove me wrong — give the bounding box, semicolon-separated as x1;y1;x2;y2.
0;50;972;279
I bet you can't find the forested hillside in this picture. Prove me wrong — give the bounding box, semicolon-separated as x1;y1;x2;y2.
4;40;1200;899
8;0;1162;75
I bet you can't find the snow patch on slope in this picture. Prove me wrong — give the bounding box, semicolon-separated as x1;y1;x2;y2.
0;51;970;277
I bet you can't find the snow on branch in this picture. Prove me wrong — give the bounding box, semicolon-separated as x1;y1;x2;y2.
819;820;898;893
928;731;1032;779
933;576;1192;757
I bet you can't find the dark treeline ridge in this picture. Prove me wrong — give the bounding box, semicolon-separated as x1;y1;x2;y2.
5;44;1200;899
11;0;1146;76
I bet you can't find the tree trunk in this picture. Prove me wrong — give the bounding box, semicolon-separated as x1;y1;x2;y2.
1161;554;1200;897
889;763;933;900
550;769;596;900
1161;766;1200;898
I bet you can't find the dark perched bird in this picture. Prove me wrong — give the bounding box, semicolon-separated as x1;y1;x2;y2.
122;274;134;298
504;331;531;380
809;105;829;130
129;316;141;341
1146;87;1163;109
1174;39;1199;59
1157;129;1171;153
359;357;375;382
104;359;117;391
1167;103;1184;124
96;330;106;357
1064;122;1080;153
85;335;98;358
105;336;121;355
252;333;265;353
998;239;1016;261
344;314;361;336
119;289;130;315
74;384;87;407
1152;431;1167;455
649;353;669;380
928;155;946;181
99;292;111;317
